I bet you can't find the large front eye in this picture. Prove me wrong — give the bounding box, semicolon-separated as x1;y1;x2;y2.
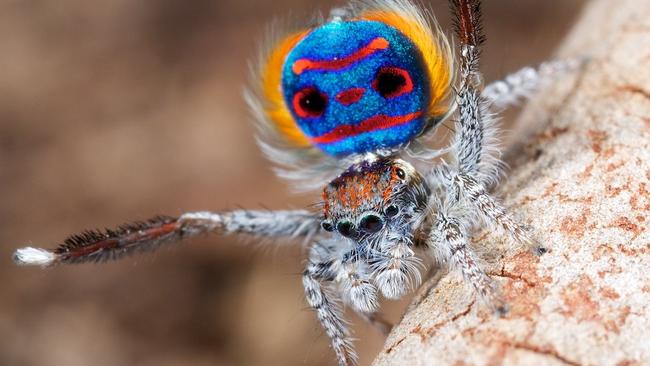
292;87;328;118
372;67;413;99
359;214;384;233
337;221;357;238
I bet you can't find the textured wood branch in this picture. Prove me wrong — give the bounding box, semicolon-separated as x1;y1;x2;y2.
373;0;650;365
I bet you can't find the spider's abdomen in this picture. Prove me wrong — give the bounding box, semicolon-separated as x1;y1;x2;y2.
283;20;430;156
259;8;452;157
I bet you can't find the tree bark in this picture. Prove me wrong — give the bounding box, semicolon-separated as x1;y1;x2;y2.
373;0;650;365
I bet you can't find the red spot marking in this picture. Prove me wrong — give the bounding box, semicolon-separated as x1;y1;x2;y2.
311;111;422;145
336;87;365;105
292;37;389;75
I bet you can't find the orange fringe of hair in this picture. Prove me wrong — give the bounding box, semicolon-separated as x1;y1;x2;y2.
261;30;311;147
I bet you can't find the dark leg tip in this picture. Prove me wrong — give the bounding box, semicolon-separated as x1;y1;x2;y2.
495;303;510;317
533;245;549;256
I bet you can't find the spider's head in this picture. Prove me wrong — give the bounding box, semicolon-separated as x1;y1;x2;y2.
321;156;429;241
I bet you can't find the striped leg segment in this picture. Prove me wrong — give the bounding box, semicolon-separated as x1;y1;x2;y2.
304;241;357;366
430;165;536;248
371;237;421;300
452;173;533;245
429;207;506;313
482;58;584;109
450;0;502;182
13;210;320;266
440;1;537;250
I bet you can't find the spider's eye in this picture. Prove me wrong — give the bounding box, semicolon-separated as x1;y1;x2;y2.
293;87;328;118
337;221;356;238
321;221;334;232
384;205;399;218
395;167;406;180
372;67;413;99
359;214;384;233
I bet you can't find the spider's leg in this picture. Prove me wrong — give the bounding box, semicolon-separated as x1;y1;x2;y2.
338;246;392;334
449;0;499;182
452;171;533;245
303;240;357;366
337;246;379;314
428;200;507;314
443;0;540;250
371;235;422;299
482;58;584;109
13;210;320;266
431;166;535;248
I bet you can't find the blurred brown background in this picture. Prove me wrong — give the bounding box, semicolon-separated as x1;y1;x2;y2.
0;1;585;365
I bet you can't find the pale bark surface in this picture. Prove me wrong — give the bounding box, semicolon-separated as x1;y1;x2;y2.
373;0;650;365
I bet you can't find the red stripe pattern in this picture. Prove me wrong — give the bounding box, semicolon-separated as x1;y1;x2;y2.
292;37;389;75
311;111;423;144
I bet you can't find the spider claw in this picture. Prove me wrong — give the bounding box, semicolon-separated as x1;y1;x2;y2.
533;245;549;256
495;302;510;317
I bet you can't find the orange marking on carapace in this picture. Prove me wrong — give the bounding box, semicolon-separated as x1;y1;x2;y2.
349;178;360;210
383;167;401;202
322;191;331;216
292;37;389;75
337;172;384;211
361;175;376;203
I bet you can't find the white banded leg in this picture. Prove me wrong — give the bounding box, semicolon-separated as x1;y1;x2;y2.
371;234;422;300
430;166;537;250
482;58;585;109
13;210;320;266
429;208;506;313
304;241;357;366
